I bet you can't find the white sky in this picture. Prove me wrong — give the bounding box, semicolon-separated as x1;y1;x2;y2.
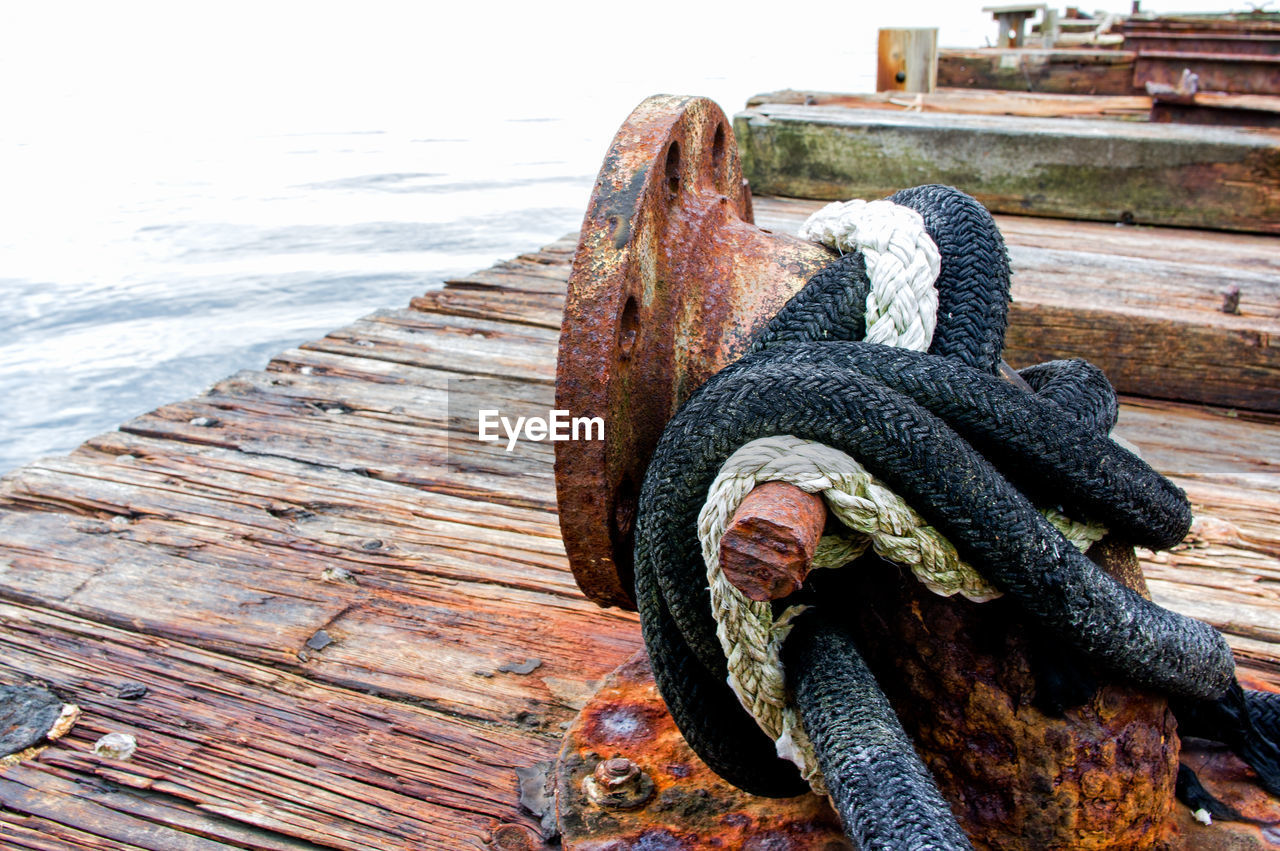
0;0;1258;140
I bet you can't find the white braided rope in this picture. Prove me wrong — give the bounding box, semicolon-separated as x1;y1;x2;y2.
799;199;941;352
699;436;1108;789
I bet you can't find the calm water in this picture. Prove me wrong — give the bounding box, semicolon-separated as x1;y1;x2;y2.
0;0;1234;472
0;125;602;471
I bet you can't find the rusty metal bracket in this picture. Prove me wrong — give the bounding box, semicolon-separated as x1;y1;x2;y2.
555;653;1280;849
554;95;833;609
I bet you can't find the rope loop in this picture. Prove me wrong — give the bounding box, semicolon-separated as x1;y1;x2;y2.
800;198;941;351
699;434;1106;785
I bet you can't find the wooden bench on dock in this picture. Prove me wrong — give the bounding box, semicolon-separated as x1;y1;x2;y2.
1;197;1278;848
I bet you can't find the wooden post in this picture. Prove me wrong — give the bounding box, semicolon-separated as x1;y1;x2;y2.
1040;8;1060;47
983;4;1047;48
877;28;938;94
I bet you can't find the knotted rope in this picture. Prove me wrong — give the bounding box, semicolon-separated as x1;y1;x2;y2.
700;435;1105;790
632;184;1280;849
703;200;1106;791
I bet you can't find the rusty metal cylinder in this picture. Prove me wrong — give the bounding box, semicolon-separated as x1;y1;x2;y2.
840;547;1177;849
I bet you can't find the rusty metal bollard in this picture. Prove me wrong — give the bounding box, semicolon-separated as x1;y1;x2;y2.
552;94;1268;849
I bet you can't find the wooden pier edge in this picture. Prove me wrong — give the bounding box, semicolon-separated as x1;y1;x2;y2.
734;101;1280;236
0;202;1277;849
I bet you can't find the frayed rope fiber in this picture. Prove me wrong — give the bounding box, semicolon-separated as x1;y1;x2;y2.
633;184;1267;849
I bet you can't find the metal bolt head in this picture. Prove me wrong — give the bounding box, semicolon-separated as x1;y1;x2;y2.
489;823;539;850
597;757;639;787
583;755;654;809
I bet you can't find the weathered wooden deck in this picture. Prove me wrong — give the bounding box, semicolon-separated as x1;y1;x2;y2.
1;198;1278;849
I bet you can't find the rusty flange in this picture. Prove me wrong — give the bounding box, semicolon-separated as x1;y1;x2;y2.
554;652;851;850
554;95;834;610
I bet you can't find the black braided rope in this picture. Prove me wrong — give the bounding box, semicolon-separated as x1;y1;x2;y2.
633;184;1263;848
889;185;1010;375
639;351;1232;697
1019;359;1120;435
1175;764;1247;822
786;610;975;849
1173;683;1280;797
1247;689;1280;744
736;344;1191;549
752;250;869;351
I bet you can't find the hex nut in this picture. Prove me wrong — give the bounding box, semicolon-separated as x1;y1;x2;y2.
583;756;654;809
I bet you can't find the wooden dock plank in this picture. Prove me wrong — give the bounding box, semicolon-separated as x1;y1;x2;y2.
753;196;1280;413
0;764;322;851
2;207;1278;847
302;310;558;384
0;461;633;723
0;602;562;849
114;369;561;512
411;288;564;330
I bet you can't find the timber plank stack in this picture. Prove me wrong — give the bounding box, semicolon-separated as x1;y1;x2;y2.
938;13;1280;97
1;202;1278;848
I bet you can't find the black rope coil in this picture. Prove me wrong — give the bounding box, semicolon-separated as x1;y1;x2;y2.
633;184;1280;848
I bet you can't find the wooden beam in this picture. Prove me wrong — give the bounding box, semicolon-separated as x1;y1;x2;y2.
734;102;1280;234
747;88;1153;119
752;196;1280;414
938;48;1138;95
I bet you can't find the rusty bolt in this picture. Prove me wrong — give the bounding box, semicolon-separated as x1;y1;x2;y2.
583;756;654;809
720;481;827;601
1221;285;1241;315
596;757;640;787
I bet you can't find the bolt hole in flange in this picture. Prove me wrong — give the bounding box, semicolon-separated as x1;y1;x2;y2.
664;141;681;197
612;477;638;542
711;124;726;186
618;295;639;359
